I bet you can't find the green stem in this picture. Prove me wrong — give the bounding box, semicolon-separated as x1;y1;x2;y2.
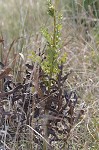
50;8;56;79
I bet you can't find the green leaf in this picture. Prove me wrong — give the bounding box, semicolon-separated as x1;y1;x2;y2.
59;52;67;63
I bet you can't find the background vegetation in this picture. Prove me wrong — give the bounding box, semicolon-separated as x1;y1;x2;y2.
0;0;99;149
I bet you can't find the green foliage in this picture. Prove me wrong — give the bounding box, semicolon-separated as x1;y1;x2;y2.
28;0;67;93
41;0;66;79
30;1;67;78
47;0;55;17
29;51;42;64
62;0;99;18
84;0;99;18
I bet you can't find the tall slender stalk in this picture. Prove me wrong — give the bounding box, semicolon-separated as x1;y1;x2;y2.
43;1;60;149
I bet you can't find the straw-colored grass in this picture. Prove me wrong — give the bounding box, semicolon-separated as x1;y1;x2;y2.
0;0;99;149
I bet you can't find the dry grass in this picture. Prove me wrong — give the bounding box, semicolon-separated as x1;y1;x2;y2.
0;0;99;150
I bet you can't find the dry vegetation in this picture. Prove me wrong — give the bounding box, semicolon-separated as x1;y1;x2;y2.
0;0;99;150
